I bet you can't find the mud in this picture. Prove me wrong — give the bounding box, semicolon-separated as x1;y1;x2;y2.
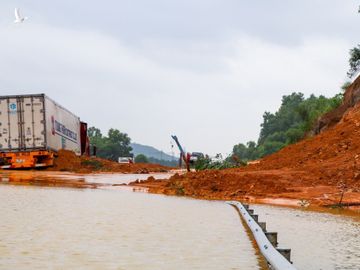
131;79;360;211
47;150;172;174
0;171;99;189
0;171;176;191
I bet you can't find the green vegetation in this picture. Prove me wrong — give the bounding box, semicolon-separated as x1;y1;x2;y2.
88;127;132;161
194;154;244;171
232;92;343;161
81;159;103;170
88;91;343;168
88;127;177;166
196;90;342;170
147;157;178;167
347;7;360;77
135;154;178;166
134;154;149;163
348;44;360;78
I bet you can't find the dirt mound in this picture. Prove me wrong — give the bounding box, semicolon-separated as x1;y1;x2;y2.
51;149;81;172
48;150;172;173
134;78;360;208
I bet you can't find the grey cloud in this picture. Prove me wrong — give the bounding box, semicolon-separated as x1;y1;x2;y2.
0;1;358;155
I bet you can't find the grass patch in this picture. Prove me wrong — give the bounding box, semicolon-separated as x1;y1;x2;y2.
81;159;104;170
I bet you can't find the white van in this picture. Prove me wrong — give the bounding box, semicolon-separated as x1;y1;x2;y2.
118;157;134;164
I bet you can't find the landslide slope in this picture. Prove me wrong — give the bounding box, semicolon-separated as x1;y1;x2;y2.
147;76;360;206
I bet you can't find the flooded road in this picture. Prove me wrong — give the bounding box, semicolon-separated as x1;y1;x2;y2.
0;171;359;269
80;172;174;185
252;205;360;270
0;185;262;270
0;171;174;186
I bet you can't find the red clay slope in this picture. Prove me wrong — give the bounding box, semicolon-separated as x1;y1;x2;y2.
133;77;360;208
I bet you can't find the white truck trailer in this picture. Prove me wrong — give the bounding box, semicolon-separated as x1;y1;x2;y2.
0;94;86;169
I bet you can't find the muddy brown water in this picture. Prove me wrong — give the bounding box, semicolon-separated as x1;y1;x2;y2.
0;172;359;269
252;205;360;270
0;177;261;269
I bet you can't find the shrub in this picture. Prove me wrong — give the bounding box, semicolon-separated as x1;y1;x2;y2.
81;159;103;170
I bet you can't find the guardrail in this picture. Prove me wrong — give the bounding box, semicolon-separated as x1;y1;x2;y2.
227;201;297;270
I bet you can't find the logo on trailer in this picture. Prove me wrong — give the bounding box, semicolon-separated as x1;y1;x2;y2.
9;103;17;113
51;116;78;143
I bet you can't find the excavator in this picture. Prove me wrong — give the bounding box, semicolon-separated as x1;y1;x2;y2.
171;135;191;172
171;135;204;172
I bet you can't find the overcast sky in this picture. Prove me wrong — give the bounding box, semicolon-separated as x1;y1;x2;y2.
0;1;359;156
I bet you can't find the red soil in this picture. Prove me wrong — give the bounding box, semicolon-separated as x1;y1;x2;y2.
48;150;172;174
132;78;360;209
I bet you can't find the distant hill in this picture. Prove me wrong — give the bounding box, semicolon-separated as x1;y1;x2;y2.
131;143;177;161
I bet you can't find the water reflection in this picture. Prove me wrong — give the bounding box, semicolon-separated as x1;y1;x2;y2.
0;171;173;189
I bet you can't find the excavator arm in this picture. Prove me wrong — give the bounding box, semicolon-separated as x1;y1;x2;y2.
171;135;190;172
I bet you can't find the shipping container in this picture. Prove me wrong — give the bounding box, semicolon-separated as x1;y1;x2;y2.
0;94;84;168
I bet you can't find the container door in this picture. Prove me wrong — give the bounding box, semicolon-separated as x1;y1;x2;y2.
0;98;21;151
0;99;10;150
22;96;46;149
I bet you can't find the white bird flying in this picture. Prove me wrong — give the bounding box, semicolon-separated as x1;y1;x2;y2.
14;8;28;23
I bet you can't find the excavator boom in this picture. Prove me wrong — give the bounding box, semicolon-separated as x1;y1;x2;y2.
171;135;190;172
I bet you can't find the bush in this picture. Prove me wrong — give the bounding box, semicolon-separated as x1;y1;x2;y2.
194;155;240;171
81;159;103;170
135;154;149;163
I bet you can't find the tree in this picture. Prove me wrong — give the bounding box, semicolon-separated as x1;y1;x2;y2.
88;127;103;147
347;45;360;78
262;141;285;156
87;127;133;161
232;141;258;161
341;82;351;91
285;128;304;144
258;93;305;145
88;127;102;139
135;154;149;163
232;91;343;161
233;143;248;160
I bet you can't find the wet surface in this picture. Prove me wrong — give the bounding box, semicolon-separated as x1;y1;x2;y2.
252;204;360;270
82;172;174;185
0;170;173;182
0;171;174;189
0;171;359;269
0;185;262;270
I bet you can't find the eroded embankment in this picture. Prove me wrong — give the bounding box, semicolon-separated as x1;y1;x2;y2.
130;80;360;210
